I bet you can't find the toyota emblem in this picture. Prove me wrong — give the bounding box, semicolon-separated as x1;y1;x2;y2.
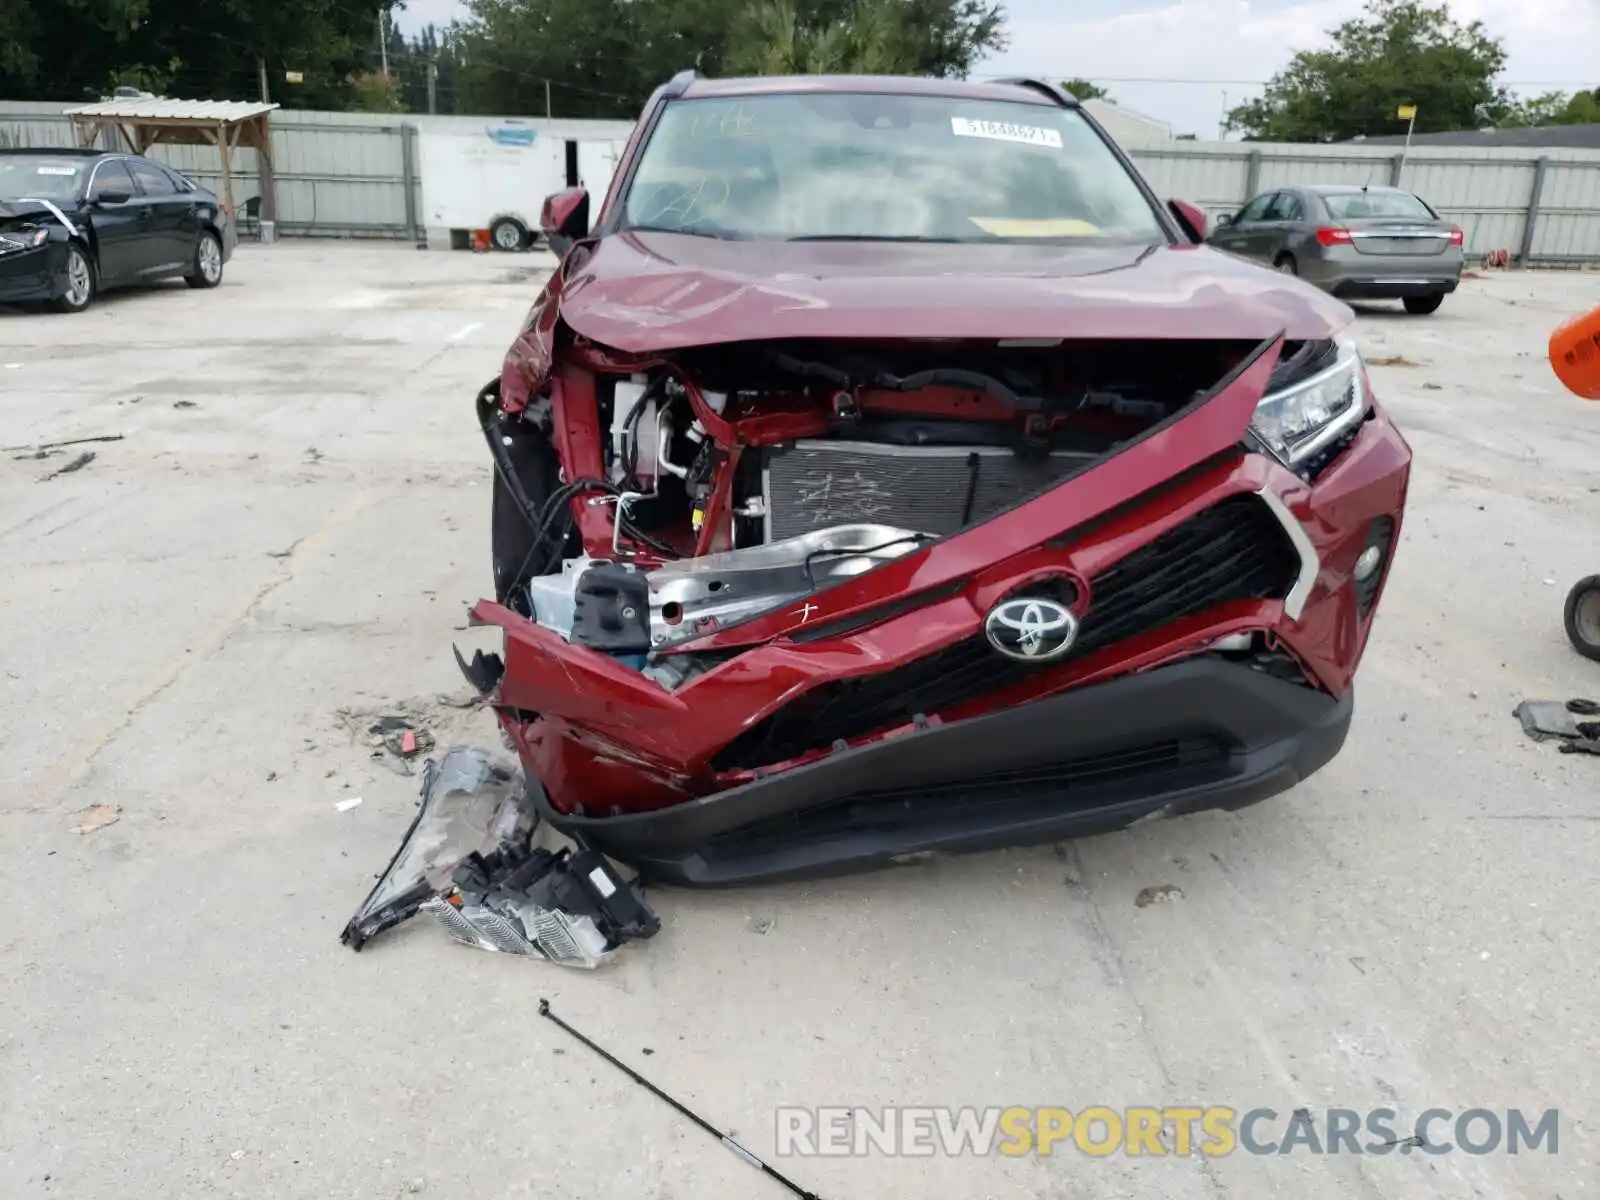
983;596;1079;662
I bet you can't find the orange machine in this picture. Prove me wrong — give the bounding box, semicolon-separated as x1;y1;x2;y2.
1550;306;1600;400
1553;305;1600;659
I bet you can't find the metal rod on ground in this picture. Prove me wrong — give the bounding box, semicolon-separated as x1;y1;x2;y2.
537;999;825;1200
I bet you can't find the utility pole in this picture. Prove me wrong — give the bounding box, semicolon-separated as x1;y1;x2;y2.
544;79;553;119
427;60;438;115
1396;103;1418;185
379;10;389;77
1218;90;1228;141
257;56;270;104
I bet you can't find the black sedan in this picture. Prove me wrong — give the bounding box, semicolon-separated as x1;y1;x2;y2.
0;147;238;314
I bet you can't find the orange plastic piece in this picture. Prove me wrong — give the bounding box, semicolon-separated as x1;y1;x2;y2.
470;228;491;253
1550;306;1600;400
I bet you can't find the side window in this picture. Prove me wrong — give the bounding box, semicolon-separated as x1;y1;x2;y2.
1264;192;1302;221
1235;193;1276;224
88;159;137;200
163;166;197;193
127;158;176;197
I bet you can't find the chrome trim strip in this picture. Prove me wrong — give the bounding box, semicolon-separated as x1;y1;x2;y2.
18;197;78;238
1349;229;1450;240
1256;487;1320;622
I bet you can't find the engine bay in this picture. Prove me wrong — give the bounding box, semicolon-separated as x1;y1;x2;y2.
486;336;1260;680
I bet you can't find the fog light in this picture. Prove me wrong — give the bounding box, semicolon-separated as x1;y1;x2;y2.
1353;545;1383;582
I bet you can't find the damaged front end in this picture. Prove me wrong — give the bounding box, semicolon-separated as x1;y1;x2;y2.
341;746;659;964
457;305;1405;884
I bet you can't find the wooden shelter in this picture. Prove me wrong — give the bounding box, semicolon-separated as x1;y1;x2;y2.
62;99;279;227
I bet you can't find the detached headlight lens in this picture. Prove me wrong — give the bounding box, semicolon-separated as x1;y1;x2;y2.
1249;331;1367;466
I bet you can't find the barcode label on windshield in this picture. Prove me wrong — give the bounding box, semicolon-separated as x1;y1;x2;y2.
951;118;1063;148
35;166;78;176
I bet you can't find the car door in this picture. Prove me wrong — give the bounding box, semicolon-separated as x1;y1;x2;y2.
124;156;192;276
1257;190;1305;263
83;158;148;286
1210;193;1276;261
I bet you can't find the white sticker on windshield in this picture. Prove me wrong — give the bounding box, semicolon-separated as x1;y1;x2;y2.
951;117;1063;148
35;166;78;176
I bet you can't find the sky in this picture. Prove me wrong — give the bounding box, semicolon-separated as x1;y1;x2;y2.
391;0;1600;138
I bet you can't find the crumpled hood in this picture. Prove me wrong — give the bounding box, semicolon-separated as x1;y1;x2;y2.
0;201;60;231
555;231;1354;352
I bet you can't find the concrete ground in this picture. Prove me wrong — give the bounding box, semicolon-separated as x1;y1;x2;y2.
2;243;1598;1200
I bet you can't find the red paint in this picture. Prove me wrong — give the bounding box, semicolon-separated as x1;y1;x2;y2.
1167;198;1209;242
473;73;1409;824
539;187;590;240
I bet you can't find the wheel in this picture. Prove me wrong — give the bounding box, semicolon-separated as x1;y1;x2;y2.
1403;293;1443;315
1564;576;1600;662
185;230;224;289
1273;255;1297;275
48;243;95;313
490;217;529;252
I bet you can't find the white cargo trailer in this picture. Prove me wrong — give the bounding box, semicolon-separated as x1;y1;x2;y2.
414;118;633;251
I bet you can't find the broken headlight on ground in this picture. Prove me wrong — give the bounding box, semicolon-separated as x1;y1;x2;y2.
341;745;660;963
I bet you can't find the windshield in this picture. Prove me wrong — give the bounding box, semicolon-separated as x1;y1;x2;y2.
619;92;1167;243
1322;191;1435;221
0;156;87;203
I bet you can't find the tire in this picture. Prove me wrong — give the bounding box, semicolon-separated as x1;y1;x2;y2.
1403;293;1443;315
490;217;529;252
185;230;224;289
1273;255;1298;275
48;243;95;313
1564;576;1600;662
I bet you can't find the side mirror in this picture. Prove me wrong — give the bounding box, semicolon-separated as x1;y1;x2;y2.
93;190;131;207
1167;198;1208;243
540;187;590;258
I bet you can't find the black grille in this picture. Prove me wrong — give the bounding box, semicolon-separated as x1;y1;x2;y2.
704;737;1232;858
712;495;1302;772
1356;516;1396;617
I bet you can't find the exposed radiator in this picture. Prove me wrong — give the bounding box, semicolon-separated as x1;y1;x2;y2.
762;439;1096;541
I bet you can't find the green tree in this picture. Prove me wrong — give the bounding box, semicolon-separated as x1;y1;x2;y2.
1501;88;1600;127
1061;78;1110;102
351;70;404;113
1224;0;1510;142
447;0;1006;118
0;0;403;110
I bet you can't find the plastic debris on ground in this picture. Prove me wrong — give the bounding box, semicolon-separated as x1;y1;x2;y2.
1512;698;1600;755
363;715;436;773
72;803;122;834
340;745;660;968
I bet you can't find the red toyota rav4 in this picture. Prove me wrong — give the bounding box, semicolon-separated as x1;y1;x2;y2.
461;72;1410;887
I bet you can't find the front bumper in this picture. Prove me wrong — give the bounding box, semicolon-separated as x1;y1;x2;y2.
474;361;1411;886
0;242;69;304
530;658;1352;886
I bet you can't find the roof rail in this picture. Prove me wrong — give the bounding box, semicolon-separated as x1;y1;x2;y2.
992;77;1080;107
664;69;698;98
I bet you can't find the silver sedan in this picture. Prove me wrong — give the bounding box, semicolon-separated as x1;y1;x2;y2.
1207;184;1464;315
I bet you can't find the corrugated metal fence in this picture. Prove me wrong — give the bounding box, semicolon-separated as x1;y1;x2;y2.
5;99;1599;264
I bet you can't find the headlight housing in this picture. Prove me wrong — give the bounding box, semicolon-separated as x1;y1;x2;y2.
0;227;49;254
1249;330;1368;467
